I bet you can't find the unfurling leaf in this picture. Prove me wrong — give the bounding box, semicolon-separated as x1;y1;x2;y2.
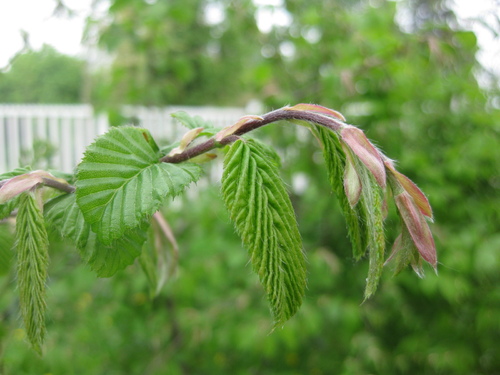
171;111;213;130
44;193;148;277
385;226;425;278
313;125;367;259
394;192;437;268
342;145;362;207
15;191;49;354
0;223;14;276
385;160;433;219
76;127;201;245
314;125;385;297
139;212;177;297
361;171;385;299
341;126;386;188
0;198;19;220
0;170;57;204
222;139;306;327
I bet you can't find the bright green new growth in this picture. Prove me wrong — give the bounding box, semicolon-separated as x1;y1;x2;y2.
221;139;307;327
0;104;437;354
313;125;385;298
15;191;49;355
0;223;14;276
313;126;368;258
76;126;202;245
44;193;148;277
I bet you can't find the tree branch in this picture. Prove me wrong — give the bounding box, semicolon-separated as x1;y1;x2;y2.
160;107;345;164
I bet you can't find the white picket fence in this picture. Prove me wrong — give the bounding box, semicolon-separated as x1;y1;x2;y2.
0;104;249;174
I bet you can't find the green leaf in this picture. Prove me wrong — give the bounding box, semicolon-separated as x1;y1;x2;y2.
139;227;159;296
44;193;148;277
0;166;32;181
75;126;201;245
139;213;177;297
171;111;214;130
0;197;19;220
357;168;385;299
314;125;368;259
221;139;307;327
0;223;14;276
15;191;49;354
314;126;385;297
80;221;148;277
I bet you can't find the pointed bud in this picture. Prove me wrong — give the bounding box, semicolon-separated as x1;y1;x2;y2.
394;192;437;268
341;127;386;188
0;170;53;204
342;146;362;207
384;161;433;220
168;127;204;156
285;103;346;121
215;115;263;142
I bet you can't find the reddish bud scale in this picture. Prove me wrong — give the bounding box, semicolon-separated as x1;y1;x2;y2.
341;127;386;188
285;103;346;121
395;192;437;268
384;161;433;219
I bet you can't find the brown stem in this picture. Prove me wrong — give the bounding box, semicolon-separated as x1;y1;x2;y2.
160;107;344;164
42;178;76;193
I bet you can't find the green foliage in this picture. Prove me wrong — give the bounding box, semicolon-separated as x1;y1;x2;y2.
0;45;84;103
0;223;14;276
15;191;49;354
0;0;499;371
44;193;148;277
90;0;261;107
222;139;307;327
171;111;214;130
75;126;202;244
313;125;386;298
313;125;367;258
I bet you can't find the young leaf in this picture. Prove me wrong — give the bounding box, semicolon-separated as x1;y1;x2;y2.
0;166;32;181
341;127;386;188
0;171;52;204
80;221;148;277
15;191;49;354
314;126;386;297
0;197;19;220
76;126;201;245
313;125;368;259
0;223;14;276
44;193;148;277
394;192;437;268
358;168;385;299
221;139;307;327
0;168;33;219
385;161;433;219
171;111;214;130
139;212;178;297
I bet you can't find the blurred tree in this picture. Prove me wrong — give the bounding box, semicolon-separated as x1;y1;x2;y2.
0;45;85;103
90;0;262;107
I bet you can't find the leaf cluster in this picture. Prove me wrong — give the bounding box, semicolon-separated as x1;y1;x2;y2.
0;106;436;353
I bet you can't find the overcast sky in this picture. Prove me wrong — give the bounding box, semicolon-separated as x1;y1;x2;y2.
0;0;498;74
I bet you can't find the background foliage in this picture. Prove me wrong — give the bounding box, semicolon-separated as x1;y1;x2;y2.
0;45;85;103
0;0;499;374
